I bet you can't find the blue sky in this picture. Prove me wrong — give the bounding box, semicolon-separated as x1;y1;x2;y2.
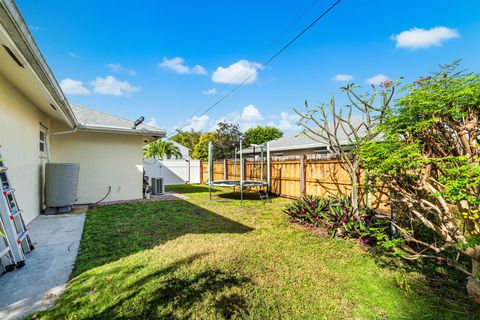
16;0;480;135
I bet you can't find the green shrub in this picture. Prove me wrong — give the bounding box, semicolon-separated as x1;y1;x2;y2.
283;195;328;225
284;195;380;241
321;196;374;238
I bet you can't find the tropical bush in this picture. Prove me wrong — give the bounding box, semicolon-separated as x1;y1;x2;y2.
283;195;328;225
322;196;375;238
283;195;376;239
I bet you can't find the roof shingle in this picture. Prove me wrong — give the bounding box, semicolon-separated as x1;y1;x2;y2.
71;105;165;136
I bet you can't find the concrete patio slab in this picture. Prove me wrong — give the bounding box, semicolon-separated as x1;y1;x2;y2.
97;191;187;206
0;209;86;320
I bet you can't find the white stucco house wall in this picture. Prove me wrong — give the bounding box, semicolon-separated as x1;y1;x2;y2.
0;1;165;223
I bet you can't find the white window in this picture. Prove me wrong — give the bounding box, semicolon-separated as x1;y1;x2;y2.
39;128;46;154
273;153;284;157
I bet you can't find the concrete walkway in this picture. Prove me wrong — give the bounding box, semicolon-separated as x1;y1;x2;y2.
0;210;86;320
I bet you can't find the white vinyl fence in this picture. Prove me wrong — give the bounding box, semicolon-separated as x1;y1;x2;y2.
144;158;200;186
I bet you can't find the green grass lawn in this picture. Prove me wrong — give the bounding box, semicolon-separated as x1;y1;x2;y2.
32;185;480;319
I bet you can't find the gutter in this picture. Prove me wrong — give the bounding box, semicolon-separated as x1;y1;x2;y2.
78;124;166;137
45;127;78;162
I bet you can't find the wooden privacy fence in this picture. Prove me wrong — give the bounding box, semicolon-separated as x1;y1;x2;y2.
200;155;390;211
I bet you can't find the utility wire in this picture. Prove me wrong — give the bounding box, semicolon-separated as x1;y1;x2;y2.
167;0;342;138
179;0;325;124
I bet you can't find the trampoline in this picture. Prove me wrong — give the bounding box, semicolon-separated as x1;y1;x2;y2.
207;140;271;202
210;180;268;188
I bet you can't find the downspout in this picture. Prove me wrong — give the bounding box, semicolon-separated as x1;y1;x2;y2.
45;127;77;162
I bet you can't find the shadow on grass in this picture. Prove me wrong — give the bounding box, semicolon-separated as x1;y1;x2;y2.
366;247;480;315
52;253;251;319
215;191;278;202
73;199;253;276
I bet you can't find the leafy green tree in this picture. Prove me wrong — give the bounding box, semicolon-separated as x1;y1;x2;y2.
215;122;244;159
143;140;181;160
358;62;480;302
190;122;244;160
170;129;201;151
244;126;283;146
191;132;217;160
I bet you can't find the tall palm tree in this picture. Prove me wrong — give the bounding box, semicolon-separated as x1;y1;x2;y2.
143;140;181;160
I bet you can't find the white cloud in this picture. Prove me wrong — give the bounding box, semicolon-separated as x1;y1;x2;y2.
60;78;90;95
91;76;140;97
332;74;354;82
391;26;459;50
28;25;40;31
68;52;78;58
202;88;218;95
158;57;207;75
191;65;208;75
278;111;299;131
106;63;136;76
241;104;263;122
366;74;389;85
176;105;300;134
211;59;262;84
146;117;156;127
184;115;211;131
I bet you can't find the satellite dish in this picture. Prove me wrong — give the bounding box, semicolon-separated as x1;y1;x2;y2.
133;116;145;129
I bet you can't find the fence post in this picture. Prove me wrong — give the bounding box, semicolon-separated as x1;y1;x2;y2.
267;143;271;192
300;155;307;196
224;159;228;180
243;158;247;181
200;161;203;183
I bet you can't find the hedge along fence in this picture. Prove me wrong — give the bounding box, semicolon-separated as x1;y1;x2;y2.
200;155;390;211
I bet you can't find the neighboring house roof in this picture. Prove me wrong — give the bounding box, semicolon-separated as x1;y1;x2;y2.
72;105;166;137
241;133;349;154
168;141;190;158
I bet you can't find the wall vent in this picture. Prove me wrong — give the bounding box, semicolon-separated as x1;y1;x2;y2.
2;45;24;68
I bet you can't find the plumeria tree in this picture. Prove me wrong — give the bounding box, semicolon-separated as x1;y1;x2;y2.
295;79;398;209
359;62;480;302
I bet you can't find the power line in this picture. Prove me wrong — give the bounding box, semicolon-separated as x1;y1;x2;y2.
173;0;326;133
168;0;342;138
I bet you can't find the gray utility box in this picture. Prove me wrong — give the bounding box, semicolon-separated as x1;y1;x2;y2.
45;163;79;213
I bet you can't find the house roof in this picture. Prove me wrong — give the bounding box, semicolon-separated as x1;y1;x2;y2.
0;2;166;139
72;105;166;137
169;140;190;155
241;133;350;154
